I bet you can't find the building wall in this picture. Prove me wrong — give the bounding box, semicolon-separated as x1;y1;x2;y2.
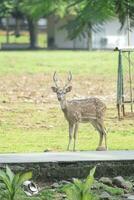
48;17;88;49
47;17;134;49
92;19;134;49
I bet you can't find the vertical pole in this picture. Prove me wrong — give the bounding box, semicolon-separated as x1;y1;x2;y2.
121;53;125;116
117;50;123;119
127;0;133;113
128;52;133;113
127;0;130;46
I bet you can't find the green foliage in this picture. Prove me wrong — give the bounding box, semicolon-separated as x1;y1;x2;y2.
115;0;134;28
40;189;55;200
21;0;67;19
101;183;124;196
65;0;115;39
0;0;14;17
0;0;24;19
64;0;134;39
1;0;134;40
0;165;32;200
63;166;98;200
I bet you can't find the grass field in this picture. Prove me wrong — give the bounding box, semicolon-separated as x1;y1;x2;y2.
0;31;47;48
0;50;133;152
0;50;118;75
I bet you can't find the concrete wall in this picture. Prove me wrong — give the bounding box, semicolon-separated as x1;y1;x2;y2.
1;160;134;182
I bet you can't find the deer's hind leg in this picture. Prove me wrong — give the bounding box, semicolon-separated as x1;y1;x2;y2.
96;120;107;151
101;125;107;150
67;123;74;151
91;119;107;151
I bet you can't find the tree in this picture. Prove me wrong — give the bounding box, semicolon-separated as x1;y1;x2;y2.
21;0;66;19
21;0;67;48
115;0;134;27
63;0;115;49
11;0;24;38
0;0;14;43
66;0;134;39
0;0;13;18
0;0;25;43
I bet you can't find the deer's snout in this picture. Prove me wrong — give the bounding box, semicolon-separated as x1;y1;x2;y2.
58;96;62;101
57;93;65;101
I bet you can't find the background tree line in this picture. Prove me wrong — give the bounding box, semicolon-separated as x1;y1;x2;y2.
0;0;134;49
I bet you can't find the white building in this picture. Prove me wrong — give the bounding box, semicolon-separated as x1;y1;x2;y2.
47;16;134;50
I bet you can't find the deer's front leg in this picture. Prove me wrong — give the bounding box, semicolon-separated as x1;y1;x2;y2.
73;123;79;151
67;123;74;151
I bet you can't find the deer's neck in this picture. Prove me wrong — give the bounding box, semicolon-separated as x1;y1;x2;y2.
59;99;68;112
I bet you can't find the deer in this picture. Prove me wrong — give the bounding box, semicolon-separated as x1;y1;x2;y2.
51;72;107;151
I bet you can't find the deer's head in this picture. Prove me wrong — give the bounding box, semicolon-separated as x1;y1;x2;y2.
51;72;72;101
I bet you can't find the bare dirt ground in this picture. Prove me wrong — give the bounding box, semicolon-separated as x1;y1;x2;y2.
0;73;118;131
0;74;116;105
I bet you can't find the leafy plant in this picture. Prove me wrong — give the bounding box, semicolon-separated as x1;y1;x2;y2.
63;166;98;200
0;165;32;200
101;183;124;196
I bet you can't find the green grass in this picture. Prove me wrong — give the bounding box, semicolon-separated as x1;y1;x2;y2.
0;103;133;153
0;50;119;75
0;50;133;152
0;50;132;75
0;31;47;48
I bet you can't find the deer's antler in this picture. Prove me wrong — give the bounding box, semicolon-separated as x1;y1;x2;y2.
64;71;72;89
53;71;59;88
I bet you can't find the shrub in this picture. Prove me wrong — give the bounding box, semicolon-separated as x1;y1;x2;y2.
63;166;98;200
0;165;32;200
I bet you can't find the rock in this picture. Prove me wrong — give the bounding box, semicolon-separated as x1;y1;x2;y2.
127;195;134;200
122;193;131;198
112;176;126;188
113;177;133;190
59;180;70;185
99;177;113;186
51;183;60;188
99;191;111;200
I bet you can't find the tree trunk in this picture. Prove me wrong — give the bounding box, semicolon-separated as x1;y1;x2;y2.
6;16;10;44
0;18;3;29
47;15;55;48
87;24;92;50
27;18;38;49
15;18;21;37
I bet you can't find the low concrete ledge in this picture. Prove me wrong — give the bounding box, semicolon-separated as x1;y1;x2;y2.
1;151;134;163
0;151;134;182
1;43;30;50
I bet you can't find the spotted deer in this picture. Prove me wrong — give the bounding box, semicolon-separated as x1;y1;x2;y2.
51;72;107;151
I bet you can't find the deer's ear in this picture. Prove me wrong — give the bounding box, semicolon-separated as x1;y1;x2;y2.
51;86;58;93
65;86;72;93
